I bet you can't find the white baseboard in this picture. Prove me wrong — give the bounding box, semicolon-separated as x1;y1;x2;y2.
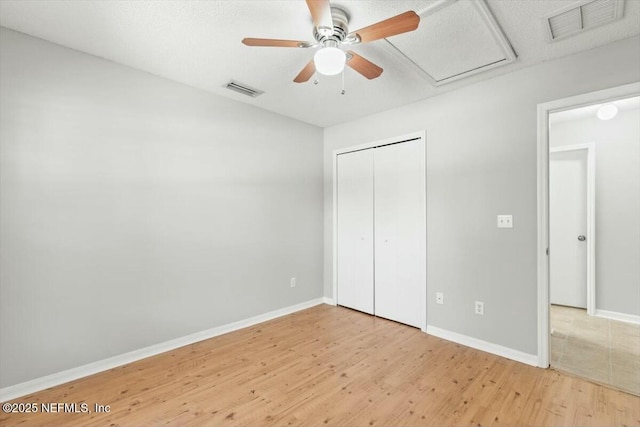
322;297;336;306
426;325;538;367
0;297;326;403
595;309;640;325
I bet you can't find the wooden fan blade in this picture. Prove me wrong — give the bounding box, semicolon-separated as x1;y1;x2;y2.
346;51;383;80
306;0;333;31
294;60;316;83
242;38;307;48
349;11;420;43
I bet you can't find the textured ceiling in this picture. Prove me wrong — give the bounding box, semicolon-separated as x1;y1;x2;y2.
0;0;639;127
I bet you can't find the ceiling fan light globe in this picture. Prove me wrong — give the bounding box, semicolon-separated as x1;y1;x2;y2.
314;47;346;76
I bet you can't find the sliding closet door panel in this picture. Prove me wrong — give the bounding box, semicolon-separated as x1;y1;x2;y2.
374;140;425;328
337;149;374;314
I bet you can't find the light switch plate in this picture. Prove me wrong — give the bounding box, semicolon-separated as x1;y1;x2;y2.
497;215;513;228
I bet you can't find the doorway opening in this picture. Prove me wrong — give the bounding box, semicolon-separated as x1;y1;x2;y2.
538;83;640;396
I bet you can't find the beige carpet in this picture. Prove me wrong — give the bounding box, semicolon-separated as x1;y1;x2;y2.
550;304;640;396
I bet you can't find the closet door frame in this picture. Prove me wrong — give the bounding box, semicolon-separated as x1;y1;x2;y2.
332;130;427;332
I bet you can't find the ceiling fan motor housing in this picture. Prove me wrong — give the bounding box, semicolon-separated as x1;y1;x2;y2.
313;7;350;45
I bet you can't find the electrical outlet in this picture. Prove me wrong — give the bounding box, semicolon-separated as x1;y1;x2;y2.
497;215;513;228
436;292;444;305
475;301;484;315
290;277;296;288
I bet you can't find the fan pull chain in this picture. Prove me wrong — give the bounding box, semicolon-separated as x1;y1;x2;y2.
341;69;345;95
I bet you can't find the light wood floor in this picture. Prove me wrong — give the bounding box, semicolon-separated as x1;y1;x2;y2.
2;304;639;427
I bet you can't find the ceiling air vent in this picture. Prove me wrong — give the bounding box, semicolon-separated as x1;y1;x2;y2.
545;0;624;41
224;80;264;97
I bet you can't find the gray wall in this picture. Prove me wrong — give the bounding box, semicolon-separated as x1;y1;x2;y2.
0;28;324;388
324;36;640;355
550;107;640;316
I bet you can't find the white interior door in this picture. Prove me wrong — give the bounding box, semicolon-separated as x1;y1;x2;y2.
550;149;588;308
374;140;426;328
336;149;374;314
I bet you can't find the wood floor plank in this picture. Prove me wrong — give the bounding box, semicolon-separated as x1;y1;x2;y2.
2;304;639;426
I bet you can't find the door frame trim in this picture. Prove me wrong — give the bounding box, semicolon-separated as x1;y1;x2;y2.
536;82;640;368
549;143;596;316
332;130;427;332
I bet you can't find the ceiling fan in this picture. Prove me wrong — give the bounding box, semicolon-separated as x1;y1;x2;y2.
242;0;420;83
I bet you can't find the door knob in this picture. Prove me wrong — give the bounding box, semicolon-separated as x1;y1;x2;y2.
578;235;586;241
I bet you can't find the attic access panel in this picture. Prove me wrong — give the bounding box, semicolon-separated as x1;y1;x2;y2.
388;0;516;86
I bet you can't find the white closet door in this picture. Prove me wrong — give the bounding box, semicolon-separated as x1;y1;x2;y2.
374;140;425;328
550;150;588;308
337;149;374;314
